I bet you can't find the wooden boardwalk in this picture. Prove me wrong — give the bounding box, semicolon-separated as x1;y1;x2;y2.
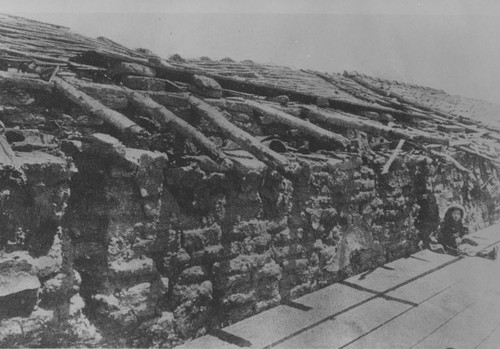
178;223;500;349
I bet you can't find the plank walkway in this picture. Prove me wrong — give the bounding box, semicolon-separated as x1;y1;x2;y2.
177;223;500;349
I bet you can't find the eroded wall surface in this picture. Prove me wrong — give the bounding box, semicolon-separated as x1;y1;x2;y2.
0;68;499;348
3;132;496;347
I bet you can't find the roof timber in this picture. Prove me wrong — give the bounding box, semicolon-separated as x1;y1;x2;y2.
301;106;450;146
71;50;420;118
0;13;498;178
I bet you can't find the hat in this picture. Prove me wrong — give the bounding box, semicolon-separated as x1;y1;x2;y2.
443;204;465;220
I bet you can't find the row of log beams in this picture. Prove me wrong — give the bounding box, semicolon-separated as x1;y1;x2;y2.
456;145;500;168
73;51;500;141
1;71;497;178
187;96;290;172
54;74;471;161
71;50;417;118
51;77;235;170
302;69;396;109
58;77;289;175
0;17;144;60
343;72;487;134
29;73;316;174
0;43;69;64
46;73;344;173
125;89;233;167
301;105;450;146
246;100;350;149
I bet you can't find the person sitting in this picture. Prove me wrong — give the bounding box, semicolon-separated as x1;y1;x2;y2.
430;204;497;259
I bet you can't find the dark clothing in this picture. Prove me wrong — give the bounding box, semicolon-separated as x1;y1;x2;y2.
436;204;469;252
438;220;469;250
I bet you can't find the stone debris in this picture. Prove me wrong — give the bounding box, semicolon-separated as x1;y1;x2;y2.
0;251;40;318
0;12;499;349
189;75;223;98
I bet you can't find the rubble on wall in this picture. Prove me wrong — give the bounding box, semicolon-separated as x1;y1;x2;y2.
0;13;499;348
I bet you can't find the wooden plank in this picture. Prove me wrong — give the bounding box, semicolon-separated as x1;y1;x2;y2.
386;260;463;304
477;325;500;349
294;283;373;321
274;298;411;349
412;291;500;349
381;139;405;174
410;248;457;264
175;334;241;349
344;251;457;293
471;223;500;242
345;280;490;349
222;305;309;348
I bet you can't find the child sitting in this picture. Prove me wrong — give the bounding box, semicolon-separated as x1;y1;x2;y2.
430;204;497;259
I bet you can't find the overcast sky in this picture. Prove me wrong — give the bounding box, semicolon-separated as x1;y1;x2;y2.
3;0;500;105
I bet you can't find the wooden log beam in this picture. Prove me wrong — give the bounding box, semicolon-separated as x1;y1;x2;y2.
406;140;476;179
429;149;476;178
302;105;449;146
187;96;289;172
0;43;68;64
456;145;500;167
0;72;188;110
53;77;148;137
0;71;52;92
126;89;232;167
246;100;350;149
73;50;412;117
302;69;396;109
344;72;484;132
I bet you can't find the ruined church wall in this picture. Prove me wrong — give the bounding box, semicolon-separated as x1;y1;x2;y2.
0;85;499;348
59;145;499;347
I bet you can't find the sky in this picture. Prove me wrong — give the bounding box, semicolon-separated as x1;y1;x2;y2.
3;0;500;105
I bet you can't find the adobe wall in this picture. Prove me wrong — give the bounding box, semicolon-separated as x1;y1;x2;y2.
3;137;496;347
0;87;499;348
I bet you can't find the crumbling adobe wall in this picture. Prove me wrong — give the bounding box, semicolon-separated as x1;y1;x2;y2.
82;150;493;348
0;151;99;347
151;153;499;347
1;138;498;348
61;134;171;347
419;151;500;234
1;78;499;349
